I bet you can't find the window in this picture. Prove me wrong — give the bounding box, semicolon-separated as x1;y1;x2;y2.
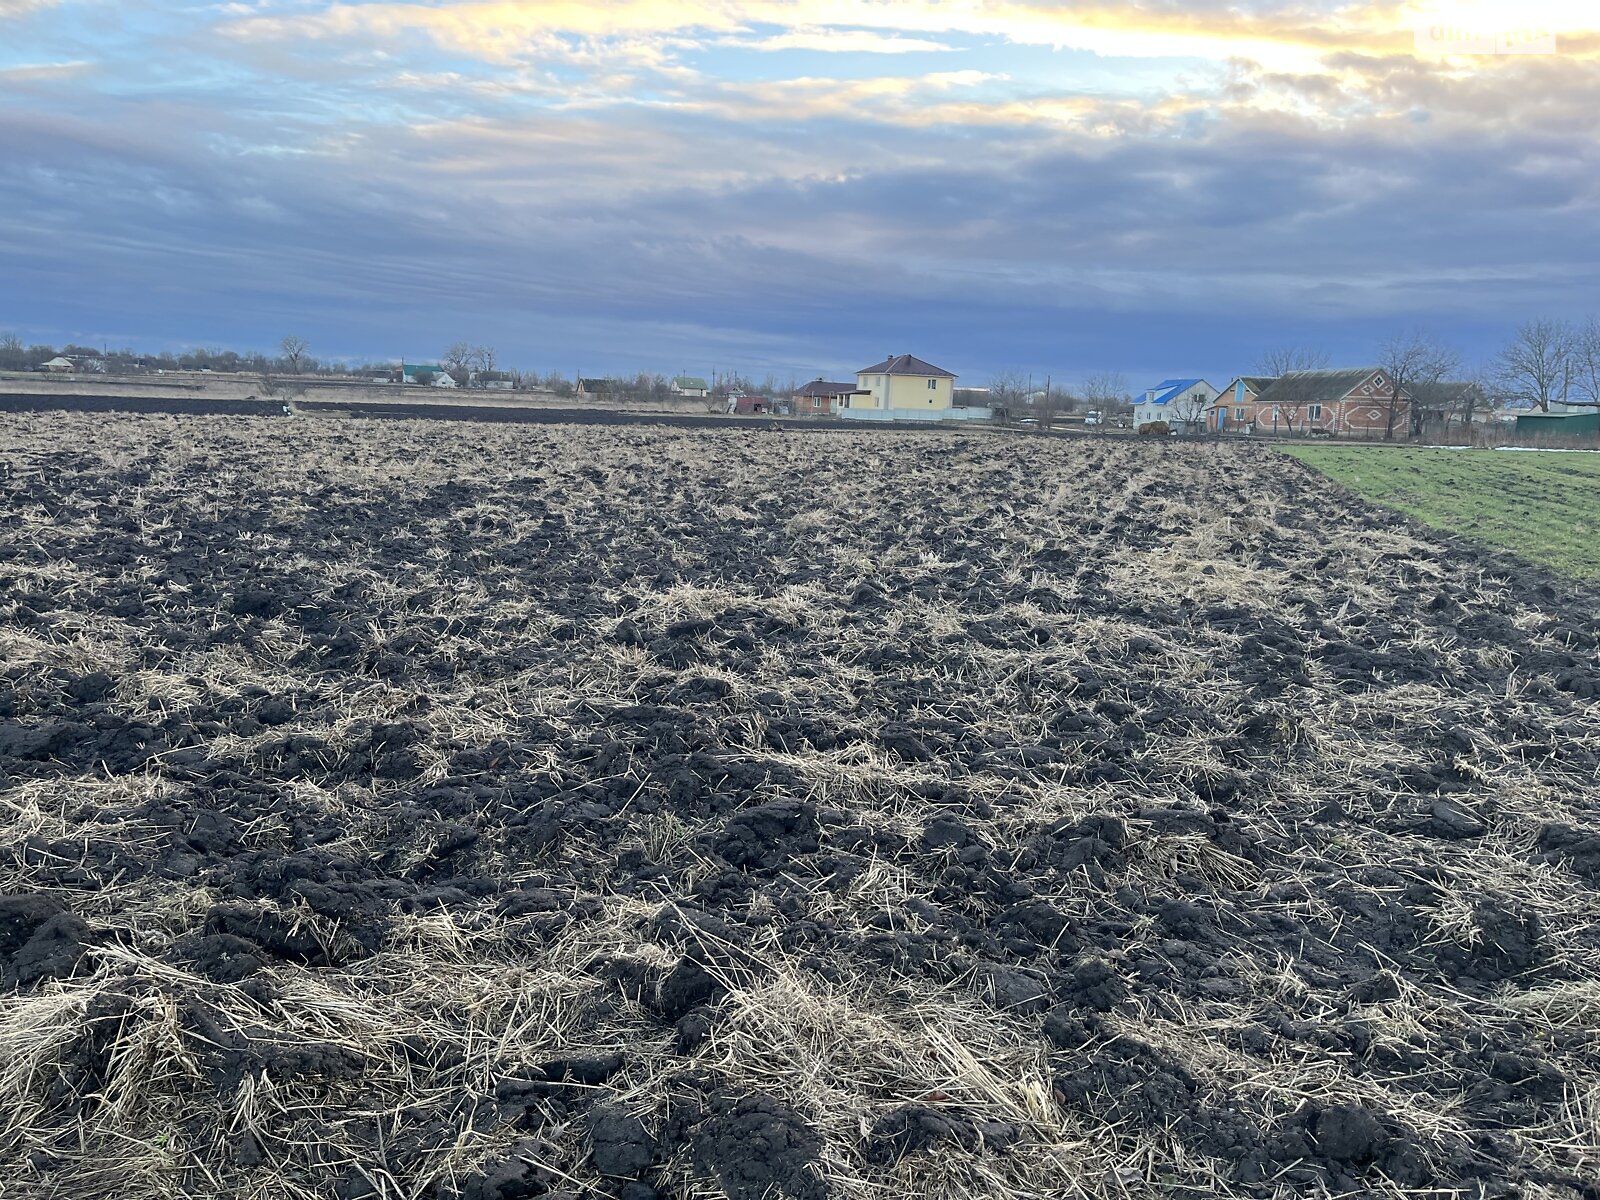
1234;406;1246;420
1308;404;1323;420
812;397;821;409
928;378;938;390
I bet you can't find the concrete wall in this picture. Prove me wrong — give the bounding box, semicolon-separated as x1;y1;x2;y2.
840;406;992;423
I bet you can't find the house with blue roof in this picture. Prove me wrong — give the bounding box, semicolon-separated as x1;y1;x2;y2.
1134;378;1219;431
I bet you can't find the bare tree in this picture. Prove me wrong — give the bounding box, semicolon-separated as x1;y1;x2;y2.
443;342;474;386
279;335;309;375
988;370;1030;409
471;345;498;383
0;332;24;371
1080;371;1131;422
1255;345;1330;377
1168;385;1214;432
1413;370;1489;436
1569;316;1600;408
1378;329;1459;439
1496;318;1575;412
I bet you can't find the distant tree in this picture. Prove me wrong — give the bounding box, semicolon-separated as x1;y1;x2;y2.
1080;371;1131;419
443;342;474;386
413;370;437;387
988;370;1029;408
1570;316;1600;408
1496;318;1575;412
1255;345;1330;377
1168;385;1214;432
279;335;309;375
0;332;24;371
1414;373;1488;436
472;345;497;383
1377;330;1459;439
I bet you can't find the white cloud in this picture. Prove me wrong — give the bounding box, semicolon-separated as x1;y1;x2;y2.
737;27;956;54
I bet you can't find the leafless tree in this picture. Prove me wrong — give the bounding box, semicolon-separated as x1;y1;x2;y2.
1168;386;1214;432
0;332;24;371
472;345;498;381
988;370;1028;405
1080;371;1131;421
1254;345;1329;377
279;335;309;375
1270;399;1305;437
1378;329;1459;439
1495;318;1576;412
443;342;474;386
1569;316;1600;408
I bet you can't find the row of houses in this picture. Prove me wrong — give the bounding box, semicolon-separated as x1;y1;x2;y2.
1129;369;1541;437
1133;371;1416;437
793;355;977;419
576;356;977;419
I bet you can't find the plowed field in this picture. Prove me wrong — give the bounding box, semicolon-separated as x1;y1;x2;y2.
3;415;1598;1200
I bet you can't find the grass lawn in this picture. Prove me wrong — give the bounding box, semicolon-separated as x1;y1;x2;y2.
1286;444;1600;579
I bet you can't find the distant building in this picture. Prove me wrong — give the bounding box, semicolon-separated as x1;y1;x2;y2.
671;376;710;398
1249;369;1408;437
40;357;76;373
1133;379;1218;430
400;363;456;387
1205;376;1277;433
1516;410;1600;439
853;354;957;411
576;378;614;399
728;393;772;415
795;378;866;415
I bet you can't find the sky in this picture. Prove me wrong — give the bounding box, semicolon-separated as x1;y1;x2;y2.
2;1;1598;388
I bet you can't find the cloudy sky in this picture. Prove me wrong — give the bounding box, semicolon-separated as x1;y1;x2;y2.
2;1;1597;386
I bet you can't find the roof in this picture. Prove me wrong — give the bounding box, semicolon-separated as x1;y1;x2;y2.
1254;368;1392;408
402;363;445;374
857;354;956;378
673;376;709;390
577;378;614;390
1141;378;1209;406
796;379;861;397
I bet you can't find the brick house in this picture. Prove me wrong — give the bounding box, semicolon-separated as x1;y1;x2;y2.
1244;369;1410;438
794;378;866;415
1205;376;1277;433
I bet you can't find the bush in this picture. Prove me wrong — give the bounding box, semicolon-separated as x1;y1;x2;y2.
1137;421;1170;436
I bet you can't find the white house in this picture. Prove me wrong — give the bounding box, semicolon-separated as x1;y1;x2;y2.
1134;378;1218;430
671;376;710;398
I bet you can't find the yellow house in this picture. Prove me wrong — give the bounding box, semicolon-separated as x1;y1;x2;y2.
854;354;957;411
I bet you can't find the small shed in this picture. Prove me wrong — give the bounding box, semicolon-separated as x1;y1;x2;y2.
1516;410;1600;439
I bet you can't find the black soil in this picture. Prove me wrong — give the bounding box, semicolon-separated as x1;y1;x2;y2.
2;414;1598;1200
